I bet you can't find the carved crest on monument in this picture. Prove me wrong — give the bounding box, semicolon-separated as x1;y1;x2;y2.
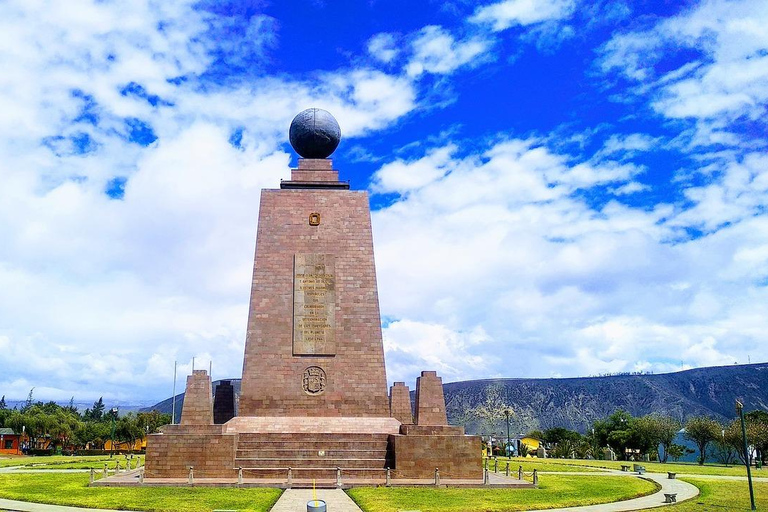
302;366;327;395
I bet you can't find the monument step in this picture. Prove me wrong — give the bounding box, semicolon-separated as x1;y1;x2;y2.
235;457;388;469
236;432;389;442
237;449;388;459
240;467;386;480
236;441;387;451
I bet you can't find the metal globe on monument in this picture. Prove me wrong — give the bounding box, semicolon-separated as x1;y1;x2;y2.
289;108;341;159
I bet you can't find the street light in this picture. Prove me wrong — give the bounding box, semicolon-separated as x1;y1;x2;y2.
504;409;512;458
736;400;756;511
109;407;119;459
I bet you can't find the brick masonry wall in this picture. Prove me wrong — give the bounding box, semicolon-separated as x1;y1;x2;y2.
180;370;213;426
414;371;448;425
390;434;482;479
239;171;390;417
389;382;413;424
145;433;237;478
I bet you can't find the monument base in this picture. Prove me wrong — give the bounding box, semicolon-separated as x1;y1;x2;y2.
146;416;481;481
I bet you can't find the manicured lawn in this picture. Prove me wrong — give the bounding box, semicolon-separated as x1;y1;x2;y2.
503;457;760;477
0;455;126;469
0;473;282;512
672;478;768;511
32;456;143;470
347;474;658;512
486;457;602;473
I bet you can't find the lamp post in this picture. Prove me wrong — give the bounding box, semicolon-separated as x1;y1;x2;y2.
504;409;511;458
109;407;118;459
736;400;756;511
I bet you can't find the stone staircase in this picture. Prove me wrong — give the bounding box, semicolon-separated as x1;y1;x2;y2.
234;432;392;481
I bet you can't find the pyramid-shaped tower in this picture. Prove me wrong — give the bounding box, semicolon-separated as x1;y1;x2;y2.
145;109;481;484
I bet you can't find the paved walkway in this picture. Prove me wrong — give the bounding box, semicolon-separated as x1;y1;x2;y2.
270;489;362;512
0;499;124;512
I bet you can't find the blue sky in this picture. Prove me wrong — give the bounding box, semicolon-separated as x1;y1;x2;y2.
0;0;767;403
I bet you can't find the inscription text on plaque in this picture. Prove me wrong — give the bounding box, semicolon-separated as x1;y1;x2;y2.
293;253;336;355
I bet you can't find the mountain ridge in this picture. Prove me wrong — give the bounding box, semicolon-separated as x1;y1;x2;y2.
142;362;768;434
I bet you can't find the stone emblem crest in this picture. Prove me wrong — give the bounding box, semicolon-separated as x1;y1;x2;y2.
302;366;326;395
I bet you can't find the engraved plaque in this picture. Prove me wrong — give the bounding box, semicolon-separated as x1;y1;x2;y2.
293;254;336;355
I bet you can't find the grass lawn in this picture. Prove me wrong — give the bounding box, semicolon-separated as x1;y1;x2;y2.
672;478;768;511
347;474;658;512
502;457;761;477
31;456;144;470
0;455;130;469
0;473;282;512
485;458;602;473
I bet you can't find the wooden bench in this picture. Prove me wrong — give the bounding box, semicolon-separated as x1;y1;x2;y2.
664;493;677;503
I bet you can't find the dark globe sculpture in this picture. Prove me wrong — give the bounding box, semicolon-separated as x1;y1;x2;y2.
289;108;341;159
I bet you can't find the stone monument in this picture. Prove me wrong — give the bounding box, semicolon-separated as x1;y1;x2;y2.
145;108;481;484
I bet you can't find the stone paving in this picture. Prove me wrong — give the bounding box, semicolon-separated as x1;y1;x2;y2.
270;489;362;512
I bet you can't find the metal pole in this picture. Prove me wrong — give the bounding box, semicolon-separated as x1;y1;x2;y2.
737;400;756;511
109;408;118;459
171;361;177;425
505;410;511;458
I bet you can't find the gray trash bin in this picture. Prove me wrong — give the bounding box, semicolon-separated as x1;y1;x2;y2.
307;499;326;512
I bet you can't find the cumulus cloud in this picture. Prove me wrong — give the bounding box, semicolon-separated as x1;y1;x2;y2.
0;0;422;401
367;33;400;64
470;0;575;31
598;0;768;146
405;26;490;78
371;135;768;381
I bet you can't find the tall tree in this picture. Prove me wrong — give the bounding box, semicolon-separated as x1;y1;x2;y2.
593;409;635;460
84;397;105;421
0;395;6;409
637;414;681;462
684;416;721;465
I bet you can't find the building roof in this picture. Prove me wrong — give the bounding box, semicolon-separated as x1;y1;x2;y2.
0;428;17;435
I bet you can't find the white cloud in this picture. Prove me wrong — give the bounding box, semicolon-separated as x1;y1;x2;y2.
368;33;400;64
470;0;575;31
598;0;768;146
371;136;768;381
405;26;490;78
0;0;422;401
371;144;458;194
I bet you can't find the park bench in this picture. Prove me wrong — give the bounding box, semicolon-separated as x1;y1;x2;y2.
664;493;677;503
621;465;630;471
633;464;646;474
667;472;676;479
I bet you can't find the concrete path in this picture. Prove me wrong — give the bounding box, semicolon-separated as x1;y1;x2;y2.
270;489;362;512
0;499;123;512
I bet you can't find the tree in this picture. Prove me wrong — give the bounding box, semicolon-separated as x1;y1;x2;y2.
0;395;6;409
667;443;694;462
136;411;172;434
684;416;721;465
84;397;105;421
725;412;768;467
593;410;636;460
745;410;768;465
115;414;144;453
636;414;681;462
22;388;34;412
543;427;582;458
